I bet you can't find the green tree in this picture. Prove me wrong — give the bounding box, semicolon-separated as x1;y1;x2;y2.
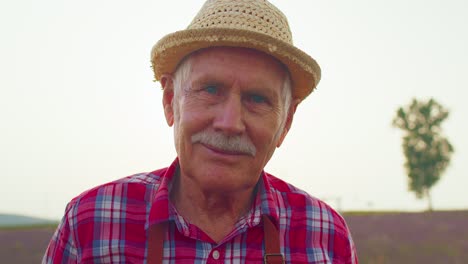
392;98;454;211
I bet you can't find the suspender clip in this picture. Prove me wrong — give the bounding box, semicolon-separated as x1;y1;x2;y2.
263;253;285;264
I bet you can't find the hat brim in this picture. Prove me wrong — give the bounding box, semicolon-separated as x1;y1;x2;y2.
151;28;321;101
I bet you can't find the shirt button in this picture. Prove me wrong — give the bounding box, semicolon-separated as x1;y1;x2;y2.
212;250;220;260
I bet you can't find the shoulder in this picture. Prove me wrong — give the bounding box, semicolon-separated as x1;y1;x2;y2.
63;167;168;222
266;173;350;233
265;173;332;210
265;173;357;262
44;167;170;262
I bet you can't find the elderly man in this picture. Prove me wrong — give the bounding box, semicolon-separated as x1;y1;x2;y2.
44;0;358;263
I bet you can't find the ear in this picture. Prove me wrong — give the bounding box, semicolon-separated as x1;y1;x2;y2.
276;99;300;148
161;74;175;126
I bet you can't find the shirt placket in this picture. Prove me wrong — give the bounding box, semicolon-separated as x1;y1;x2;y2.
207;247;225;264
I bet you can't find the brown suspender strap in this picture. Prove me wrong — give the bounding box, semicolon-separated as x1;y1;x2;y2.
147;216;283;264
262;215;285;264
147;221;167;264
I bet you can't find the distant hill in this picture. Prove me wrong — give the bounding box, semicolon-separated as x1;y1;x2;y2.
0;214;56;227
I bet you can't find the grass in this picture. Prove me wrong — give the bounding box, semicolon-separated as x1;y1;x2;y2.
0;223;58;231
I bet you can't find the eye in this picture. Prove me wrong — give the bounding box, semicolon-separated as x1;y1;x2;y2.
204;85;219;95
248;94;267;104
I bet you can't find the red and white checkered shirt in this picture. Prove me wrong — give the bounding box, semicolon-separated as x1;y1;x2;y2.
43;159;358;263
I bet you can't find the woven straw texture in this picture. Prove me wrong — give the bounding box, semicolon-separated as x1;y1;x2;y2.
151;0;321;101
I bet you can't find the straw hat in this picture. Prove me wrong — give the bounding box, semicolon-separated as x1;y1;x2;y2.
151;0;321;101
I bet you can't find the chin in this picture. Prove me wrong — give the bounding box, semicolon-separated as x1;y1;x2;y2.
199;171;259;193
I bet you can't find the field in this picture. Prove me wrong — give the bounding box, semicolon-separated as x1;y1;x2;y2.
1;211;466;263
0;225;56;263
344;210;468;264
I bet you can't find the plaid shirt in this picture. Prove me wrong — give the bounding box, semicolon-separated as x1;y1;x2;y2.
43;159;358;263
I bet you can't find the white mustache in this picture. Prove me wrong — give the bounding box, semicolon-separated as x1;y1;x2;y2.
191;130;257;156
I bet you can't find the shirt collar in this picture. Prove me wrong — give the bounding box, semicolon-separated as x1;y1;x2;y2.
243;171;280;228
147;158;179;228
147;159;281;229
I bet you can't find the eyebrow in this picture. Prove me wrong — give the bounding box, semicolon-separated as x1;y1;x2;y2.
190;76;225;89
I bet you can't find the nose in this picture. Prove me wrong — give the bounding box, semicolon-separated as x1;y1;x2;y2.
212;93;246;136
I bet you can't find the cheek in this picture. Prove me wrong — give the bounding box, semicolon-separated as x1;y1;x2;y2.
249;117;282;148
175;103;213;139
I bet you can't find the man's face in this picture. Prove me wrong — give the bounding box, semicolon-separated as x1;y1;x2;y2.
163;47;295;193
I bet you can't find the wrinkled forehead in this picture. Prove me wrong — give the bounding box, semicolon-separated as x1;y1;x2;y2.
179;47;290;79
182;47;289;82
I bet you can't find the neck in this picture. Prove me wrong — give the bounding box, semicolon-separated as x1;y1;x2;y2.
170;171;257;243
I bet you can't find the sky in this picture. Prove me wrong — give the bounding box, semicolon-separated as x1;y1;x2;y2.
1;0;467;220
